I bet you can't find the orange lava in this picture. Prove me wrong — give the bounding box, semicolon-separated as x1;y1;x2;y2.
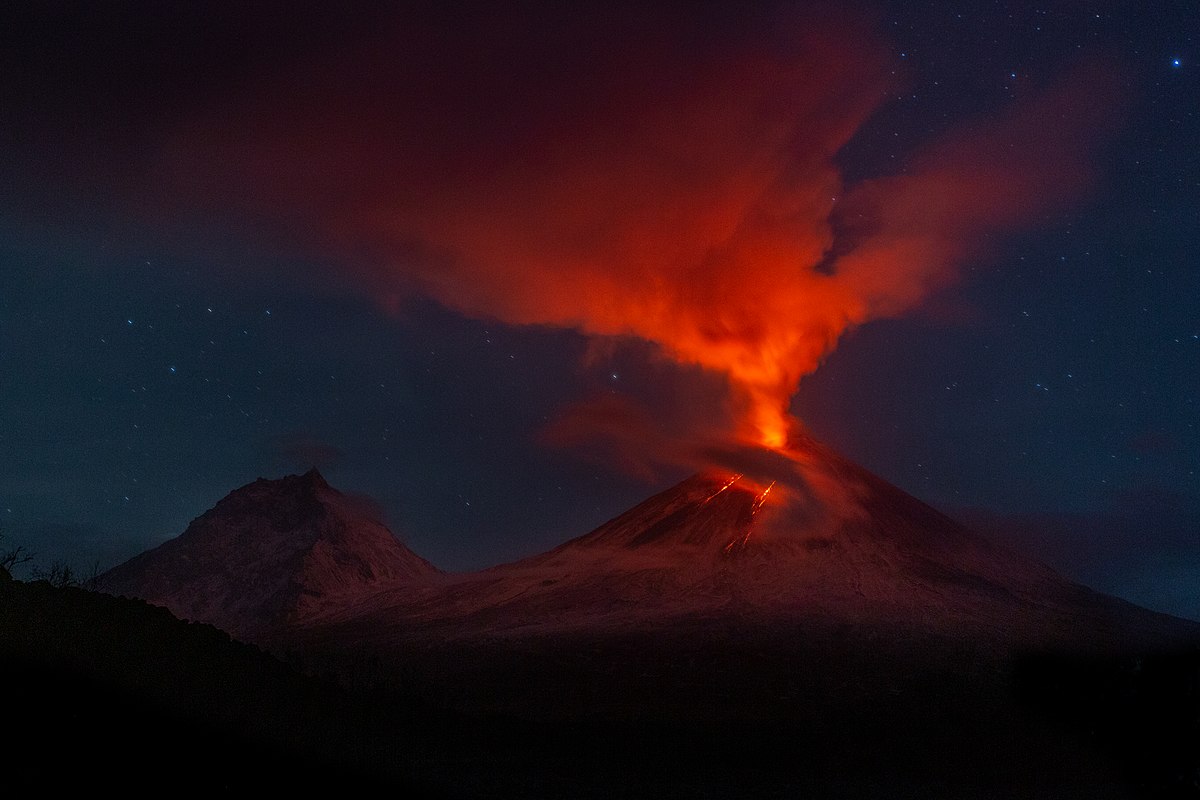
724;480;776;553
752;481;776;516
703;474;743;504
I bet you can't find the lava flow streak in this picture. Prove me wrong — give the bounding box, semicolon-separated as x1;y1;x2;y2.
724;480;776;554
703;474;742;504
751;482;775;516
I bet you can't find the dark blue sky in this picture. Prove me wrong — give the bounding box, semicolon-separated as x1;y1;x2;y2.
2;2;1197;619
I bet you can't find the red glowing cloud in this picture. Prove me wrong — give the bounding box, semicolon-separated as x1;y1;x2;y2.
165;7;1120;453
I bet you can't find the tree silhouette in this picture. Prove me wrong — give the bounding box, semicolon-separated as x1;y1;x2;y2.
0;529;33;574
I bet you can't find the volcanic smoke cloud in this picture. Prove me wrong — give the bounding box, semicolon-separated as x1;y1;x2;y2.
169;5;1118;454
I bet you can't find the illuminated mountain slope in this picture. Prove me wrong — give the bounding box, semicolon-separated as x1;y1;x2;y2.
308;436;1196;651
100;469;437;639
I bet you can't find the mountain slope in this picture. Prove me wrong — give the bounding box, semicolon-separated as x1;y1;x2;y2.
100;469;437;639
305;435;1198;651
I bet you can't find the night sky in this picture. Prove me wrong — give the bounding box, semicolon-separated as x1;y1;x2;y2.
2;2;1197;619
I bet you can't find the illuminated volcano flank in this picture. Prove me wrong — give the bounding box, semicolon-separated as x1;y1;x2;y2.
283;436;1195;651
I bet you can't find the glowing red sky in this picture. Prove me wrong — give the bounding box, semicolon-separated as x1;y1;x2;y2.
165;6;1119;457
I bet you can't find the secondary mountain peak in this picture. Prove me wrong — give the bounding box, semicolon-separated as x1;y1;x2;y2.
299;465;329;485
100;472;437;639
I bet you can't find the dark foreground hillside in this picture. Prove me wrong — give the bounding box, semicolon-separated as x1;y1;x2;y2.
0;567;446;794
3;567;1198;798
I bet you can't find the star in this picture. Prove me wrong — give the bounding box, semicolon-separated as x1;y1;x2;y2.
1172;57;1182;68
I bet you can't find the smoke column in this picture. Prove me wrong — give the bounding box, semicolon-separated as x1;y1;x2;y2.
166;6;1119;453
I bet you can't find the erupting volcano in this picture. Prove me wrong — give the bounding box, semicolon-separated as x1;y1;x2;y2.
9;3;1200;796
94;438;1200;794
260;434;1193;660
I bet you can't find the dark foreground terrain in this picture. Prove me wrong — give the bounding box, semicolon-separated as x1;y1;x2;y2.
3;568;1198;798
